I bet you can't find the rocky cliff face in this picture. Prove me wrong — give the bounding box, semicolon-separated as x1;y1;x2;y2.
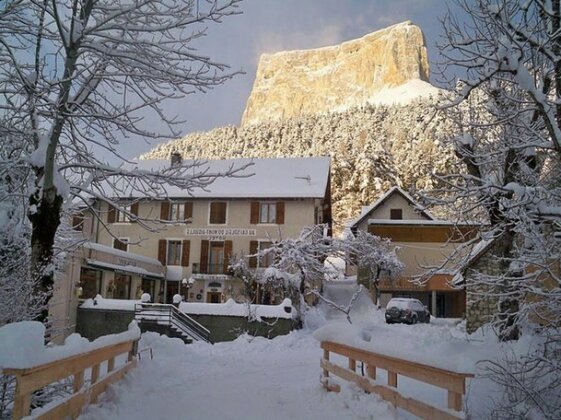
241;21;434;126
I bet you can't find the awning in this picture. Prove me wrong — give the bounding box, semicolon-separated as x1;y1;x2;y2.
85;259;164;279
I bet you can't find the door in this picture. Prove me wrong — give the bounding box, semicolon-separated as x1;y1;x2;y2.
207;292;222;303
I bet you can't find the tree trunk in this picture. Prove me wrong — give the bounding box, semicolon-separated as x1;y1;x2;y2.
28;185;63;325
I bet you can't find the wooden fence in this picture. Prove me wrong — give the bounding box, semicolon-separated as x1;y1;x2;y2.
4;338;138;420
320;341;474;420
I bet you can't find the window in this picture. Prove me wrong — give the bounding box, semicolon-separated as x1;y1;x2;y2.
115;205;131;223
113;238;128;252
113;274;131;299
258;241;274;267
167;240;182;265
209;202;227;224
390;208;403;220
72;214;84;231
259;203;276;224
80;268;102;299
170;203;184;221
141;278;155;301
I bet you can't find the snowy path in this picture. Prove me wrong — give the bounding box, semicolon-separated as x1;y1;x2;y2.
78;330;399;420
77;282;498;419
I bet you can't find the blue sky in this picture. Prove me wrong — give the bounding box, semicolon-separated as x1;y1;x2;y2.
125;0;454;159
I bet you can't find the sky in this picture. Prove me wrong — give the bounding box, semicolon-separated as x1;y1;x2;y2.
125;0;455;160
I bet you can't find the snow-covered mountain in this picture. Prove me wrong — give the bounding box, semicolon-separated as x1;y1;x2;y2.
242;21;436;126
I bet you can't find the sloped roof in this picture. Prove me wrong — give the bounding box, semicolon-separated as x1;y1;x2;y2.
348;186;435;230
450;231;501;287
99;156;331;199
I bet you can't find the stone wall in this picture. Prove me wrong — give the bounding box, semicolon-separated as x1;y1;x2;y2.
465;249;502;334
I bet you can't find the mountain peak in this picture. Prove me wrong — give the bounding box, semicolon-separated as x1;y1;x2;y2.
241;21;434;126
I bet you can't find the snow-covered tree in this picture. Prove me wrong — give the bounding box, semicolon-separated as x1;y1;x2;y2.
437;0;561;339
436;0;561;416
344;230;403;307
232;225;402;320
0;0;242;322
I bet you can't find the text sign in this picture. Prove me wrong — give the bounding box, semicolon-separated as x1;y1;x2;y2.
185;228;256;237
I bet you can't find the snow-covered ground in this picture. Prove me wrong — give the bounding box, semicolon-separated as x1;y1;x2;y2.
73;280;524;419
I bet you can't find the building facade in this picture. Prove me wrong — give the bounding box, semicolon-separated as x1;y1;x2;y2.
348;187;477;318
76;156;332;305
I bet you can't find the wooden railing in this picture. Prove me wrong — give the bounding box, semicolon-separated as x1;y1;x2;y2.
320;341;474;420
4;338;138;420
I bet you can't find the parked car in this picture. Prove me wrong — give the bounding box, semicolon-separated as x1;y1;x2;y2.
385;298;430;324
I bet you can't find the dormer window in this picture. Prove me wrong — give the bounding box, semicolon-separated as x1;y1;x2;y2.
390;208;403;220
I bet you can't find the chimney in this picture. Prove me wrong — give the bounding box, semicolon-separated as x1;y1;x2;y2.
170;152;182;166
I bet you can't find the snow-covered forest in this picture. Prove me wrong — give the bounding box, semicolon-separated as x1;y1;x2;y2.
142;99;458;226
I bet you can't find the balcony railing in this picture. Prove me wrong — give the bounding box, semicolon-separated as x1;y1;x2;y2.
192;263;232;275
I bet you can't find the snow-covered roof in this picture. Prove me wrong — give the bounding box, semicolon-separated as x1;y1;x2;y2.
367;219;480;226
348;186;435;230
450;232;500;287
103;156;331;199
85;259;164;279
83;242;163;267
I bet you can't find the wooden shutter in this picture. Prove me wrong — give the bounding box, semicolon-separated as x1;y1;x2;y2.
181;240;190;267
160;201;170;221
200;240;209;273
158;239;167;265
107;205;116;223
276;202;285;224
210;202;226;224
250;202;259;224
130;202;139;222
184;202;193;223
249;240;258;268
223;240;233;274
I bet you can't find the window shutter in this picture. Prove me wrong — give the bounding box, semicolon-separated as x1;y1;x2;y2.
107;205;116;223
200;240;209;273
223;240;233;274
158;239;167;265
160;201;170;221
250;202;259;224
184;202;193;223
181;240;190;267
249;240;258;268
130;202;139;222
276;202;285;224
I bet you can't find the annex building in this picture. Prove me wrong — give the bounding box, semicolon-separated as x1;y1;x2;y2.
347;187;478;318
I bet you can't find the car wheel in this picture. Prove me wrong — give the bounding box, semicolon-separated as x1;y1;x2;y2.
410;315;417;325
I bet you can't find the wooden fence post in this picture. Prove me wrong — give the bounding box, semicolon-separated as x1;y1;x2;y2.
12;377;30;420
388;371;397;388
323;349;330;378
367;364;376;380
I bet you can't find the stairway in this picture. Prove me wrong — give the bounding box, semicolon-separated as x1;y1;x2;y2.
134;303;212;344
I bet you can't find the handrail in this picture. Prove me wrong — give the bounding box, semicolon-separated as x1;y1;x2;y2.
320;341;474;420
134;303;212;344
5;338;138;420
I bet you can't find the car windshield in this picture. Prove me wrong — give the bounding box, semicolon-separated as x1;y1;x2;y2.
387;299;418;310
